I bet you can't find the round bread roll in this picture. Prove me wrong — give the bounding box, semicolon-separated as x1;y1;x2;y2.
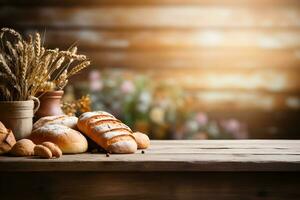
42;142;62;158
34;145;52;159
133;132;150;149
10;139;35;156
33;115;78;131
29;124;88;154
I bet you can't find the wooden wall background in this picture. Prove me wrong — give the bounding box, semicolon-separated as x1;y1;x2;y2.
1;0;300;138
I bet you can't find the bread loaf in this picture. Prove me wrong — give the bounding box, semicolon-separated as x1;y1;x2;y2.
0;121;16;154
77;111;137;154
29;124;88;154
133;132;150;149
33;115;78;131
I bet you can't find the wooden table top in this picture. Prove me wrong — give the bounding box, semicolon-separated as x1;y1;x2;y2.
1;140;300;172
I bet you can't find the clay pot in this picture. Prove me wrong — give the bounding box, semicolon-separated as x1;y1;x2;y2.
0;98;40;140
35;90;65;120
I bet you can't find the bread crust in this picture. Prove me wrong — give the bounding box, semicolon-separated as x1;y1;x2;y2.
0;122;16;154
133;132;150;149
33;115;78;130
78;111;137;154
42;141;62;158
34;145;52;159
10;139;35;156
29;124;88;154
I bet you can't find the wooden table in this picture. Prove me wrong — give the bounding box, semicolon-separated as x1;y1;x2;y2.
1;140;300;200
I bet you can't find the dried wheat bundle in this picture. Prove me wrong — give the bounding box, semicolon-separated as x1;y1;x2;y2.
0;28;90;101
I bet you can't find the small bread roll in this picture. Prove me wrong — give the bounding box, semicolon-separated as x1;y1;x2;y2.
33;115;78;131
34;145;52;159
29;124;88;154
133;132;150;149
42;142;62;158
10;139;35;156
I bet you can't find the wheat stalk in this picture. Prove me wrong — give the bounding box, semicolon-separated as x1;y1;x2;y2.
0;28;90;101
67;61;91;77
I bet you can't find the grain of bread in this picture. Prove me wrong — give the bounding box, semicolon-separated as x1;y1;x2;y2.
77;111;137;154
0;121;16;154
42;142;62;158
10;139;35;156
29;124;88;154
34;145;52;159
33;115;78;131
133;132;150;149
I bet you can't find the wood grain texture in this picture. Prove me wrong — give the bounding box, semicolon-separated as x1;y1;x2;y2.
24;29;300;50
2;0;300;6
2;6;300;28
0;140;300;172
1;172;300;200
84;50;300;69
94;68;300;92
1;0;300;138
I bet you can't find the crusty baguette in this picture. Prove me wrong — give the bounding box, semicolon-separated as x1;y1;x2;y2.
77;111;137;154
33;115;78;131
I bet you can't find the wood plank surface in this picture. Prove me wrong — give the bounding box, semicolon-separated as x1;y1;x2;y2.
82;50;300;70
1;172;299;200
1;140;300;172
24;29;300;50
2;6;300;28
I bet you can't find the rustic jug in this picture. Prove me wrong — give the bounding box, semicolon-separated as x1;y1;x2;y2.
35;90;65;120
0;98;40;140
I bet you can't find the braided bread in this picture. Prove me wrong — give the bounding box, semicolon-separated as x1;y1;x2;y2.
77;111;137;154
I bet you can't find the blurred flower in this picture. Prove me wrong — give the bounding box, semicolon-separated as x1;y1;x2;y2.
150;107;165;124
220;119;249;139
89;70;103;91
231;130;248;139
207;121;220;138
139;91;151;104
137;91;152;113
89;70;101;80
120;80;135;94
220;119;240;133
195;112;208;126
193;132;208;140
185;120;199;132
74;69;250;140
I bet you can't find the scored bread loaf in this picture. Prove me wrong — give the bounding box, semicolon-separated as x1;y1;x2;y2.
77;111;137;154
33;115;78;131
29;124;88;154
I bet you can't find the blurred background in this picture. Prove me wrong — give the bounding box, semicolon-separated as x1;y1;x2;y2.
1;0;300;139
